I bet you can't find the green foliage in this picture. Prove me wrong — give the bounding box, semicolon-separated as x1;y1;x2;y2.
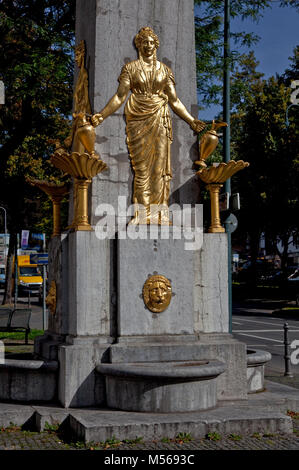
206;431;222;441
194;0;270;108
194;1;299;110
123;436;144;445
0;1;74;304
0;329;44;340
101;435;122;449
0;0;75;239
231;50;299;268
175;432;193;442
0;422;21;432
228;433;242;441
281;46;299;85
44;422;60;433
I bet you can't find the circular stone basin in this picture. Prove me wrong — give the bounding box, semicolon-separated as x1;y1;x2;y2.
246;349;272;394
97;360;226;413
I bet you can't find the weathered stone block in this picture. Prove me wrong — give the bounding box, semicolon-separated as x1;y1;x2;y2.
0;360;58;402
117;228;195;339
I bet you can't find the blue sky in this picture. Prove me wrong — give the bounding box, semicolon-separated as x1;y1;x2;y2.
199;2;299;120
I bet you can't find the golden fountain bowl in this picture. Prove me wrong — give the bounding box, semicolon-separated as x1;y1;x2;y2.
51;151;107;179
26;177;69;198
197;160;249;184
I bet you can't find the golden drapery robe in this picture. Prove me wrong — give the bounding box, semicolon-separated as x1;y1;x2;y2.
119;60;174;218
72;65;92;154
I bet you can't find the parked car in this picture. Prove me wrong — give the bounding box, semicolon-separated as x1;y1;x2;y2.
0;264;5;288
235;259;273;283
287;269;299;306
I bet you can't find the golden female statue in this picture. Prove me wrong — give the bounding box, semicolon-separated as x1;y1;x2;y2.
92;27;205;224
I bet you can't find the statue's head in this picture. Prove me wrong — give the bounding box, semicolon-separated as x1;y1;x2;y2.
143;275;172;313
75;40;85;66
135;27;159;56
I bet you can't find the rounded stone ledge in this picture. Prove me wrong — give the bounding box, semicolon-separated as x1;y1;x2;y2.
97;360;226;413
247;349;272;367
246;349;272;394
0;359;58;371
97;359;226;379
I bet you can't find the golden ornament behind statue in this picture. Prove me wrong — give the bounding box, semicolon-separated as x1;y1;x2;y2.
197;160;250;184
50;40;108;231
197;160;249;233
46;280;57;316
72;112;98;158
26;177;69;237
51;149;107;231
51;149;107;179
195;120;228;168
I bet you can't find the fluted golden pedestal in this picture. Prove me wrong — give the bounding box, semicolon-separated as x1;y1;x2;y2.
197;160;249;233
206;183;225;233
73;178;92;231
26;178;69;237
51;150;107;231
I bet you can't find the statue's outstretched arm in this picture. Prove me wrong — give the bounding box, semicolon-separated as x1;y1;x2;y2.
91;81;130;127
165;82;205;133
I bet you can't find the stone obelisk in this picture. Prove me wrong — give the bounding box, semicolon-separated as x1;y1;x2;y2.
35;0;248;409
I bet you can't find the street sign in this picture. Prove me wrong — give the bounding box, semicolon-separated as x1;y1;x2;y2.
220;193;240;213
30;253;48;265
232;253;239;263
220;192;229;211
231;193;240;211
224;213;238;233
0;81;4;105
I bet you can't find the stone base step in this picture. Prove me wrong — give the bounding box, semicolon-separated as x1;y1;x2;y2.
68;406;292;443
0;381;297;443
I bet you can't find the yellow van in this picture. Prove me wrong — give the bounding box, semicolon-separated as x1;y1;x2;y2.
13;255;43;296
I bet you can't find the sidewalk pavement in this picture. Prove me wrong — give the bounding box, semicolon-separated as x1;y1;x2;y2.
0;374;298;451
0;422;298;450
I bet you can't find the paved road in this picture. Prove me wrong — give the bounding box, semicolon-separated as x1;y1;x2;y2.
232;299;299;375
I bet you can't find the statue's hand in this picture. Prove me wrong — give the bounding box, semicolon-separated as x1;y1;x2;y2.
64;135;72;148
91;113;104;127
191;119;206;133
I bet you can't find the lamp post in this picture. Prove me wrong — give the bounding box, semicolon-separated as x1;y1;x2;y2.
0;206;7;263
223;0;233;333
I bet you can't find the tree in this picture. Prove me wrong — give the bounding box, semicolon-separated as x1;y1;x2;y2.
194;2;299;279
231;55;299;275
194;0;299;108
0;0;75;303
282;45;299;84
